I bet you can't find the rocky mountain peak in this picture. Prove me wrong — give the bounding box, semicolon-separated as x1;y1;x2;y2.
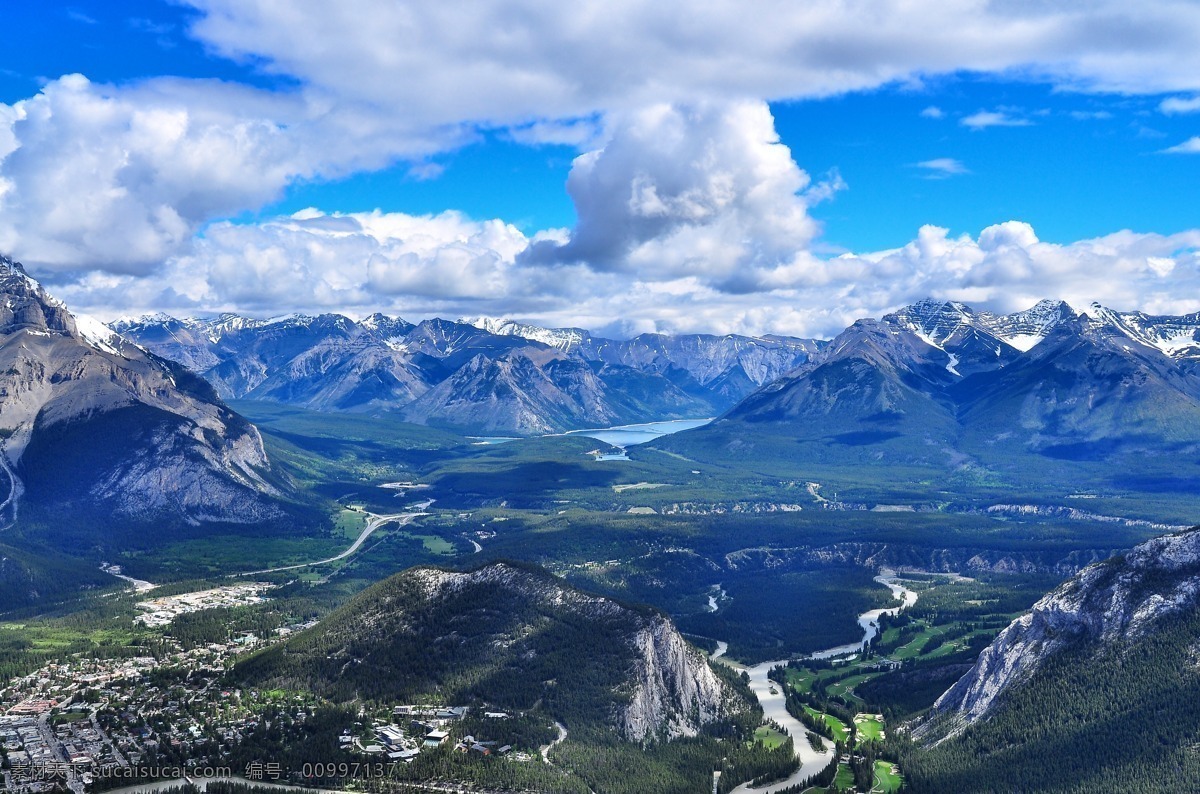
979;299;1079;351
891;299;973;331
0;256;288;529
0;255;78;338
242;561;740;743
394;562;741;742
359;312;414;339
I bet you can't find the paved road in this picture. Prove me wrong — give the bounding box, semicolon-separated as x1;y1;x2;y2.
539;721;567;763
37;702;85;794
235;506;432;576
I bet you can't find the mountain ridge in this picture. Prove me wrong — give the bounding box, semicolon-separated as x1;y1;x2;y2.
112;311;820;434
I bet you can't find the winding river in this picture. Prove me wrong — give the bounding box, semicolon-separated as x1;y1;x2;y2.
723;569;918;793
106;571;916;794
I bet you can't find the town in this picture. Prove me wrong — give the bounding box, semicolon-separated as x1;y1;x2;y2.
1;585;547;794
134;584;273;629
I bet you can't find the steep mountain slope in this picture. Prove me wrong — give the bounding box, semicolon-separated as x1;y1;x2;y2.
953;314;1200;457
237;561;742;742
930;527;1200;730
674;315;963;465
904;527;1200;793
399;352;614;434
0;541;117;609
0;256;289;537
889;299;1024;376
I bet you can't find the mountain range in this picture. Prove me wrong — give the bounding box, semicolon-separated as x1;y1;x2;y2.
111;312;821;435
665;298;1200;474
111;299;1200;455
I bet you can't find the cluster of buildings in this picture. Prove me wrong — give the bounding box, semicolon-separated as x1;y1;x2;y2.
0;616;320;792
1;704;134;794
352;706;524;765
134;583;272;628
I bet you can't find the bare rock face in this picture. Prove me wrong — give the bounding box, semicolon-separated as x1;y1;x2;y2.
925;527;1200;738
0;255;284;527
621;616;733;741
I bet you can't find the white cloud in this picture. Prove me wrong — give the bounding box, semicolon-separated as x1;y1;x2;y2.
920;106;945;119
505;117;603;148
523;100;843;293
1160;96;1200;114
6;0;1200;327
6;1;1200;277
45;210;1200;341
961;110;1032;129
915;158;969;178
1161;136;1200;154
0;74;475;274
183;0;1200;127
23;91;1198;339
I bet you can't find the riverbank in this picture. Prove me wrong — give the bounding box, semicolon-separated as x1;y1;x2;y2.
719;569;920;793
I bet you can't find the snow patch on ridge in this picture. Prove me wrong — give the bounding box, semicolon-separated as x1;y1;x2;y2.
74;313;124;356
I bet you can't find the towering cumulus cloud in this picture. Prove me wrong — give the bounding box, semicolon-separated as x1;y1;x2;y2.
524;101;840;292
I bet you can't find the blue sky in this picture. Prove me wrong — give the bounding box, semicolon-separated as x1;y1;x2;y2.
2;1;1200;335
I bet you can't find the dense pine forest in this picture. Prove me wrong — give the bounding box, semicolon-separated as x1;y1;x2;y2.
901;606;1200;792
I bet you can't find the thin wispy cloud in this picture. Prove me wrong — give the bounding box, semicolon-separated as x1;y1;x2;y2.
1162;136;1200;154
66;8;98;25
1160;96;1200;115
915;158;969;178
1069;110;1113;121
406;162;445;181
961;110;1032;130
128;18;175;36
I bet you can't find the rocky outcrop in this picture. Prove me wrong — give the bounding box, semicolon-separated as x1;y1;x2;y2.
925;527;1200;737
722;541;1116;577
621;617;733;741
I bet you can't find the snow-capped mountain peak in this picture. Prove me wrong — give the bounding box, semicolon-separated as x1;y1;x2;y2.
73;313;126;356
463;316;588;352
1079;301;1200;359
984;299;1078;351
889;299;977;347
